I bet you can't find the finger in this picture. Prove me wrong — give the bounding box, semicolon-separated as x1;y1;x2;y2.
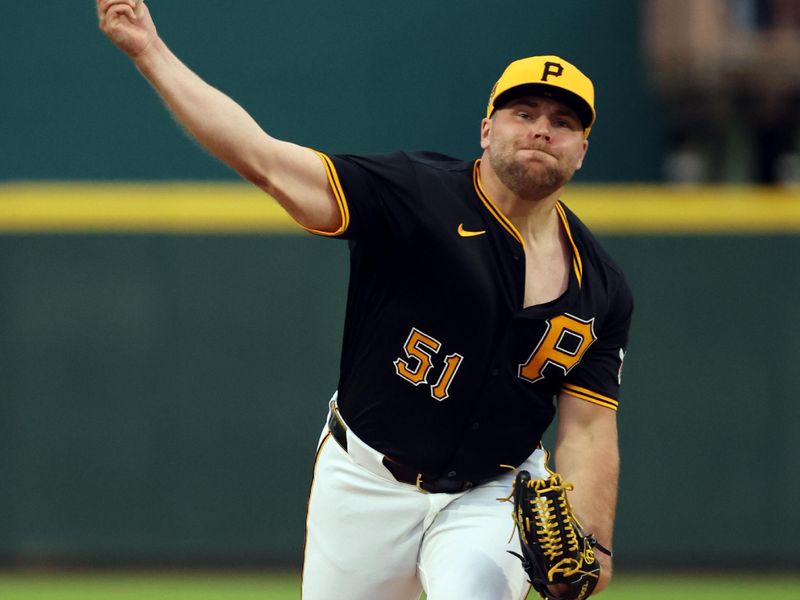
99;0;136;15
99;0;134;10
98;0;136;22
102;3;136;29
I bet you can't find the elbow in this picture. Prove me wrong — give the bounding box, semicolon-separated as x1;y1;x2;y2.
239;164;274;193
290;204;343;233
246;175;343;234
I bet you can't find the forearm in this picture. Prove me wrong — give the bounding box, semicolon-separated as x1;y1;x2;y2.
133;37;275;186
554;426;618;550
554;399;619;593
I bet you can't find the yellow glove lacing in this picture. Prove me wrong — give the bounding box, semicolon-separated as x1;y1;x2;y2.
524;475;597;580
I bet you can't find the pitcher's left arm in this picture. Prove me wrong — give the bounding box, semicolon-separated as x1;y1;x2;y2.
553;391;619;594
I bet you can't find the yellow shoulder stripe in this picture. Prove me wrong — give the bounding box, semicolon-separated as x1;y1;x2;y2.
561;382;619;411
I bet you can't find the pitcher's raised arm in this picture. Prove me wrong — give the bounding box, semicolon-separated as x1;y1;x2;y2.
96;0;341;233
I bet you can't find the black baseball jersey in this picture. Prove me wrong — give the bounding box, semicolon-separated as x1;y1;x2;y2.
308;150;633;482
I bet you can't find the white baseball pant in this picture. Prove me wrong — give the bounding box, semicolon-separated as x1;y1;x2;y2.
301;398;550;600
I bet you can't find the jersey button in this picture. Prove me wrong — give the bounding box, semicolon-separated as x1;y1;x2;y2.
471;421;480;431
447;470;457;478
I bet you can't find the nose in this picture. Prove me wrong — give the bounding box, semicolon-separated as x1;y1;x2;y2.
530;116;552;142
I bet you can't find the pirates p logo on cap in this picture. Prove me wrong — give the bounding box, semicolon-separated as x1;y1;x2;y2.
487;55;596;136
541;61;564;82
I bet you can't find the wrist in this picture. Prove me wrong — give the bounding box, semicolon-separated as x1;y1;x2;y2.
132;36;167;76
595;551;613;593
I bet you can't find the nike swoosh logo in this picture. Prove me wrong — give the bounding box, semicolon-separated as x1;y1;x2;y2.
458;224;486;237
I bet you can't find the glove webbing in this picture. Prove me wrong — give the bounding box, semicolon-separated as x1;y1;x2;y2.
508;471;611;600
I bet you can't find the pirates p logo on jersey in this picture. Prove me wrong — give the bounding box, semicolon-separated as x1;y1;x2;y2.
518;314;596;383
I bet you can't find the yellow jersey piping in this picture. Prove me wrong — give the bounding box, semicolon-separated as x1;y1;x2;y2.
561;382;619;411
472;162;584;286
555;201;584;287
305;150;350;237
472;160;525;249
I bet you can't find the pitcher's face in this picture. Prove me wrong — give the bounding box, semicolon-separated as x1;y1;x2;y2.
481;95;588;199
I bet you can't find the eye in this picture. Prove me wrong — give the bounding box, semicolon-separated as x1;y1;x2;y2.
554;116;581;130
516;111;532;120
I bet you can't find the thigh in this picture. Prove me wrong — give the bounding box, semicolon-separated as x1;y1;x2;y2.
418;484;529;600
418;450;549;600
302;434;426;600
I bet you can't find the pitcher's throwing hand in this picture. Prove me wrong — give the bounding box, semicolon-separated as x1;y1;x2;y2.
97;0;157;59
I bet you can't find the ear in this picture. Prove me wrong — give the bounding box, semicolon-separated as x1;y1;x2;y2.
480;117;492;150
575;139;589;170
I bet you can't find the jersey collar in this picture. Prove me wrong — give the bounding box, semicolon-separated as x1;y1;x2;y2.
472;160;584;287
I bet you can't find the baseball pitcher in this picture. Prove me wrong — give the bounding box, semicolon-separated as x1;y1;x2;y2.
97;2;633;599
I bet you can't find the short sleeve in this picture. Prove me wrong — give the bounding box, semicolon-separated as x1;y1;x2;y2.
560;276;634;410
307;151;420;240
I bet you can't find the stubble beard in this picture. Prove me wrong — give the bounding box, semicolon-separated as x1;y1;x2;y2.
488;147;573;201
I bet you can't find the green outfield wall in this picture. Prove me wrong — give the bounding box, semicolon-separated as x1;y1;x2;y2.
1;0;662;183
3;0;797;572
1;185;799;569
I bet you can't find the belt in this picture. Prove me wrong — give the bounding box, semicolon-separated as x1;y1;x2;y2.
327;407;476;494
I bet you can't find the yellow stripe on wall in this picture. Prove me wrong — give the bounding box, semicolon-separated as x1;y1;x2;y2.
1;182;800;234
563;185;800;234
0;182;299;233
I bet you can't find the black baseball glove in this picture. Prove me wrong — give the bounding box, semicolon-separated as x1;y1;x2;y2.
509;470;611;600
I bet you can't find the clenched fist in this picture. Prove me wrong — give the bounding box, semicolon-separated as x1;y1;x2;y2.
97;0;158;59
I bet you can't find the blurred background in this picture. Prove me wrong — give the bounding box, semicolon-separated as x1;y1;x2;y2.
1;0;799;592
